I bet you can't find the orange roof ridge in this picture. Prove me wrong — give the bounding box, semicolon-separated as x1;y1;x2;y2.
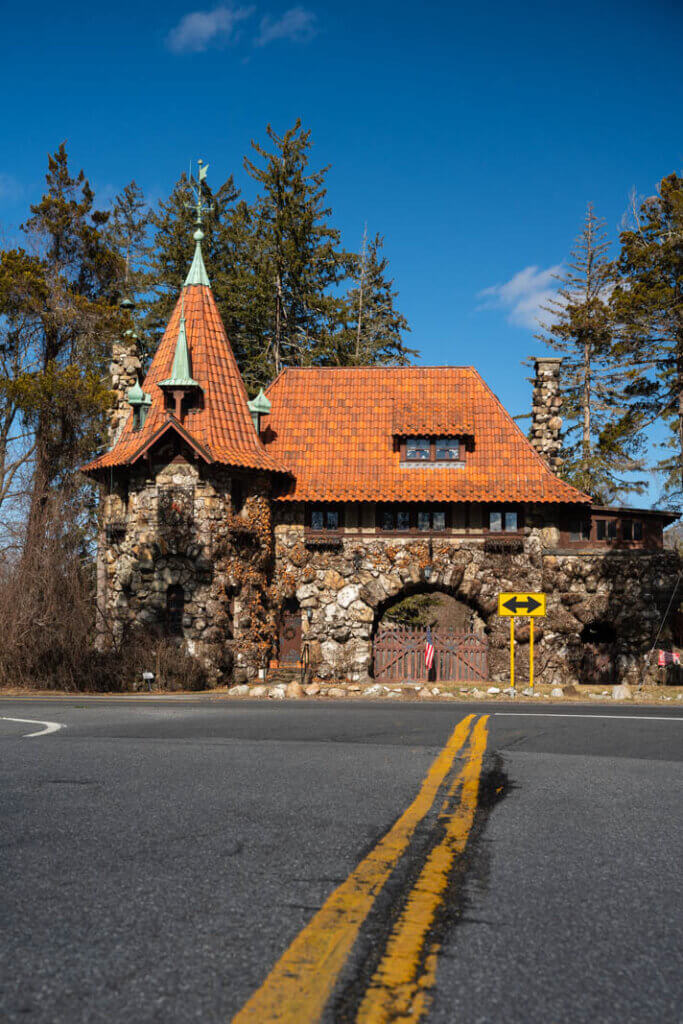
84;283;289;476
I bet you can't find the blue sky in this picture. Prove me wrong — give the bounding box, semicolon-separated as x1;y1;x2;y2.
2;0;682;505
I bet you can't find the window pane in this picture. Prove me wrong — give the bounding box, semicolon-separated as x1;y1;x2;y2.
490;511;502;532
597;520;606;540
406;438;430;460
311;508;324;530
634;520;643;541
326;508;339;530
622;519;632;540
569;520;580;542
397;509;410;530
381;508;394;530
504;511;518;532
435;438;460;460
433;510;446;531
607;519;617;539
417;510;431;530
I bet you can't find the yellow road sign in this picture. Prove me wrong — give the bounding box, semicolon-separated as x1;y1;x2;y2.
498;592;546;617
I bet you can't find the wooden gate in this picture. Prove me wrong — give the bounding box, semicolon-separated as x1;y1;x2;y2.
374;626;488;684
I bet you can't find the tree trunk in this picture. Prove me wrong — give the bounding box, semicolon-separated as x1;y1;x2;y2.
583;338;591;461
274;272;283;375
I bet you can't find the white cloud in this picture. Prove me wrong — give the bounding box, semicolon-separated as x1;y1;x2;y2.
166;4;255;53
478;264;562;329
256;6;317;46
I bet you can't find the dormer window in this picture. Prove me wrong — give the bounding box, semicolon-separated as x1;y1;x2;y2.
406;438;430;460
435;437;461;460
401;437;465;465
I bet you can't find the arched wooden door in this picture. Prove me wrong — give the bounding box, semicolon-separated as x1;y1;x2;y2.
279;599;302;664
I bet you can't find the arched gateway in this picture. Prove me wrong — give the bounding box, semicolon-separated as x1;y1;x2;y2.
373;589;488;683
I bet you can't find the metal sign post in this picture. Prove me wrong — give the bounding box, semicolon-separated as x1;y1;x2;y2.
498;593;546;690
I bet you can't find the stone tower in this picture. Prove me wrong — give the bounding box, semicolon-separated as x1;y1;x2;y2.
530;356;563;471
83;168;288;684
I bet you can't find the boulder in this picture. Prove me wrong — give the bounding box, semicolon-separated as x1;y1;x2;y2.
328;686;347;698
268;685;287;700
250;685;267;697
228;684;250;696
363;684;383;697
611;683;633;701
304;683;321;696
286;680;304;699
550;687;564;697
487;686;501;695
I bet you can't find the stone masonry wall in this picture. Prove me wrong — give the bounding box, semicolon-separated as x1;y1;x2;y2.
531;357;563;472
109;333;143;445
100;459;274;684
274;513;680;686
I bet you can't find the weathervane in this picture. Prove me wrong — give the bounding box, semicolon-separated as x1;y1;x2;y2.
188;159;213;237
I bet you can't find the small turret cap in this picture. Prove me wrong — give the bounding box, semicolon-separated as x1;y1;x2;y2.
248;388;272;416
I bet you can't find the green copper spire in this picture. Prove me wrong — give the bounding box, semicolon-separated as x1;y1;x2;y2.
184;227;210;287
158;304;200;389
184;158;212;288
247;388;271;433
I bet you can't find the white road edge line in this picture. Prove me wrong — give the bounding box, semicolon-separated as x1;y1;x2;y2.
494;712;683;722
0;716;65;738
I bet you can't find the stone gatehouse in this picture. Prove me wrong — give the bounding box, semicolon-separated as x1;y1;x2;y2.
83;217;680;689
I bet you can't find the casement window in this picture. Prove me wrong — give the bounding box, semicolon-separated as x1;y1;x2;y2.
489;509;519;533
402;437;465;463
435;437;461;460
310;506;342;530
622;519;643;541
406;438;431;461
569;520;590;542
378;505;447;531
381;507;411;531
418;509;446;531
596;519;617;541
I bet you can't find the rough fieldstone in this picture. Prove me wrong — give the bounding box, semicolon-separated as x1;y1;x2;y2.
337;585;360;609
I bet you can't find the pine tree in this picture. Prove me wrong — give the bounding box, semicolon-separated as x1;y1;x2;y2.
243;120;348;380
143;168;240;360
334;230;415;366
104;181;153;340
0;144;122;544
612;173;683;503
536;204;644;501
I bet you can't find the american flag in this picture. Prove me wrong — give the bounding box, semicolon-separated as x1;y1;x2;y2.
425;626;435;670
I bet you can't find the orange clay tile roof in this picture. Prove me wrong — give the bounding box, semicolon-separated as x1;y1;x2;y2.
83;283;288;476
392;402;473;436
262;366;590;504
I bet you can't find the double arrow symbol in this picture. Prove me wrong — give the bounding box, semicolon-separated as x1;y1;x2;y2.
503;595;542;614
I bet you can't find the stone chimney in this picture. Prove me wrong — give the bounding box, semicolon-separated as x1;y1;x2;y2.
109;328;142;445
531;356;563;472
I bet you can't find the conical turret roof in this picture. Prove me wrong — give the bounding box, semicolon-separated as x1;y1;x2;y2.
84;260;288;476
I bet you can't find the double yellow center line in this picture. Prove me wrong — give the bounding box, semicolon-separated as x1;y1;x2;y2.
233;713;488;1023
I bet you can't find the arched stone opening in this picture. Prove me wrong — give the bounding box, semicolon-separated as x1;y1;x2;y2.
371;584;489;684
579;619;618;684
372;584;487;641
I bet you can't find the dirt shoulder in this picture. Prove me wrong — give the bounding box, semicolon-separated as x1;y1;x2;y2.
1;681;682;706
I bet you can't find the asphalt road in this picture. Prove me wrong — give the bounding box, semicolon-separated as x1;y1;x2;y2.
1;698;682;1023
